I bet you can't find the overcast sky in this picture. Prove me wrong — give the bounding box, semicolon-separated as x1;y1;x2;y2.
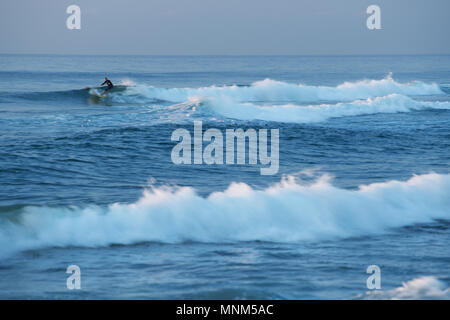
1;0;449;55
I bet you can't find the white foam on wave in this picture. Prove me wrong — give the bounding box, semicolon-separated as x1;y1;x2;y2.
0;173;449;257
362;276;450;300
119;78;137;86
107;75;444;104
195;94;450;123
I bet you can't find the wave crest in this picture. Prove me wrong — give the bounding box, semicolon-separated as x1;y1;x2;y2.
193;94;450;123
113;75;443;104
362;276;450;300
1;173;449;256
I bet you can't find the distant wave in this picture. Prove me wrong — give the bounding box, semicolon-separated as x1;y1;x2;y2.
0;173;449;257
192;94;450;123
5;85;163;105
110;74;444;104
6;88;91;103
5;75;445;106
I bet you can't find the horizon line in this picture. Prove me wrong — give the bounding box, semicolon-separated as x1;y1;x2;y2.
1;52;450;57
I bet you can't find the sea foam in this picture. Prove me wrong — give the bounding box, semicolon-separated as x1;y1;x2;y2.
110;74;443;104
194;93;450;123
362;276;450;300
1;173;449;257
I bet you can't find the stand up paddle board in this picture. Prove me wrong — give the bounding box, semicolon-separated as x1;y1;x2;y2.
85;85;128;98
90;89;106;98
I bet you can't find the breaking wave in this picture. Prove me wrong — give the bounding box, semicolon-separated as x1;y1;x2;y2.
193;93;450;123
362;276;450;300
110;74;444;104
0;173;449;257
6;75;444;107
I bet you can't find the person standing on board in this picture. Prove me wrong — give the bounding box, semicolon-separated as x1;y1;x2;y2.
100;77;114;95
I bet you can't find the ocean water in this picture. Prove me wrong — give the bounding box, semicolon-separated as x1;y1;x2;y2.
0;54;449;299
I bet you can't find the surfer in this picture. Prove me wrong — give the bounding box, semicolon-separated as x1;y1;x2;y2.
101;77;114;95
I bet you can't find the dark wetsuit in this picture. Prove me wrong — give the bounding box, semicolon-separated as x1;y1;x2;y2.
101;79;114;90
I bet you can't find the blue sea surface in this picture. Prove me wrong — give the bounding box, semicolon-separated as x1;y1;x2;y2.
0;55;449;299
